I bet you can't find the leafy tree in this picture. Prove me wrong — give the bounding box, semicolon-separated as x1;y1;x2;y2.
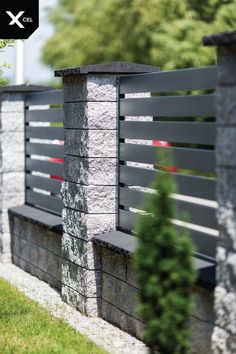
134;165;197;354
42;0;236;70
0;40;14;85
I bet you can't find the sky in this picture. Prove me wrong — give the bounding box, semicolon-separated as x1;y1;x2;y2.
0;0;58;85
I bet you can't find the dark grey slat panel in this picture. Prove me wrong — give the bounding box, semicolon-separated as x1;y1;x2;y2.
120;143;215;173
26;127;64;140
120;165;216;200
26;174;62;194
120;121;216;145
26;142;64;158
25;90;63;106
176;226;216;261
119;187;217;229
26;190;63;215
119;66;217;94
26;158;63;176
119;209;216;259
119;209;136;231
120;94;215;117
25;109;64;122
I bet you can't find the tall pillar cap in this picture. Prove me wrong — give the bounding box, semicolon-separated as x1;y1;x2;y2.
203;30;236;46
55;61;160;77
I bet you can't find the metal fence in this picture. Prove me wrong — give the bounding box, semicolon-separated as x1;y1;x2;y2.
118;66;217;264
25;90;64;215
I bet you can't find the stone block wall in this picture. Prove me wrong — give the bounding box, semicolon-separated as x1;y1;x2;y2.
10;214;62;290
100;247;215;354
0;93;25;262
56;63;160;316
203;32;236;353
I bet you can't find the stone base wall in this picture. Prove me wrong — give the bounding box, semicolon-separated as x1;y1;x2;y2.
10;214;62;290
100;247;215;354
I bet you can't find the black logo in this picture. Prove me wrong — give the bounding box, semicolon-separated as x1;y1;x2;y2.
0;0;39;39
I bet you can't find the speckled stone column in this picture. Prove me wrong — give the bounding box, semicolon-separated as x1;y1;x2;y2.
204;31;236;353
56;62;159;316
0;85;53;263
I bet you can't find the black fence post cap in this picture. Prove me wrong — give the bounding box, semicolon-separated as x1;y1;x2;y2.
0;84;53;93
55;61;160;77
203;30;236;46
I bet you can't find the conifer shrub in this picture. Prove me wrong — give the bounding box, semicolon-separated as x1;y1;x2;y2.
134;166;197;354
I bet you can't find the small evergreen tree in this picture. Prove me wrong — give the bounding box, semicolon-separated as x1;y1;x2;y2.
134;168;197;354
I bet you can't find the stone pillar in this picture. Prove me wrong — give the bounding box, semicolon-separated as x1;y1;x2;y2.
204;31;236;353
0;85;52;263
56;62;159;316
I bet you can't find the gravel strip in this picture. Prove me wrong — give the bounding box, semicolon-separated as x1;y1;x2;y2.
0;263;148;354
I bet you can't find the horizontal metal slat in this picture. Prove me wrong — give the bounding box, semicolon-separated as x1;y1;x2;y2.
120;165;216;200
120;143;215;172
119;66;217;94
25;90;64;106
119;209;216;259
26;127;64;140
119;187;217;229
120;121;216;145
26;174;62;194
120;94;216;117
26;142;64;158
26;158;63;176
25;109;64;122
26;190;63;215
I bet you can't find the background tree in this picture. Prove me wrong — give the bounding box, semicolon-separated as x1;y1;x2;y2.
42;0;236;70
134;167;197;354
0;40;14;86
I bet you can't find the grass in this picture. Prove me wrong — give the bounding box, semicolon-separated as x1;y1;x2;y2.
0;278;106;354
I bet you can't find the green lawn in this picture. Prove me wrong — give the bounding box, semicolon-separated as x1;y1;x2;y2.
0;278;106;354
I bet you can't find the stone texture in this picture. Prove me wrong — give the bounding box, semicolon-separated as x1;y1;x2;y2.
62;233;100;269
102;248;126;281
126;257;140;289
217;169;236;209
217;44;236;85
0;112;24;132
192;286;215;323
2;172;24;194
216;127;236;167
0;132;24;152
1;153;24;173
217;86;236;125
61;259;101;297
61;284;100;316
10;213;62;288
216;247;236;292
63;76;87;103
64;129;117;157
62;182;116;213
212;326;236;354
189;316;214;354
213;40;236;354
0;93;25;260
214;286;236;335
0;93;24;112
102;272;140;319
64;101;117;130
64;156;116;185
217;206;236;250
87;75;117;101
62;208;115;241
102;299;144;340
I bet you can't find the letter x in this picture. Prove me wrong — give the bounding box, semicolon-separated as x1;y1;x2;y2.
6;11;25;29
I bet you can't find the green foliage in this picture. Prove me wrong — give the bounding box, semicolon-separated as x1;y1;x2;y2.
42;0;236;70
0;40;14;86
134;166;197;354
0;278;106;354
